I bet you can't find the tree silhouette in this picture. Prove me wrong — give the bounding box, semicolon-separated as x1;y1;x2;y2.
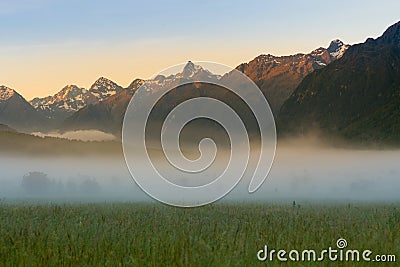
21;172;52;195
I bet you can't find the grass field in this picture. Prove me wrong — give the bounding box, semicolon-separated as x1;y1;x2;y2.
0;203;399;266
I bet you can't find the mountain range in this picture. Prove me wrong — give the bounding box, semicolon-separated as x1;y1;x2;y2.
54;41;351;133
1;21;399;145
6;39;347;133
62;79;144;133
237;39;349;113
30;77;125;122
279;21;400;143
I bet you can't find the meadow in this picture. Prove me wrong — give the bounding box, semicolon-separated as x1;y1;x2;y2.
0;203;399;266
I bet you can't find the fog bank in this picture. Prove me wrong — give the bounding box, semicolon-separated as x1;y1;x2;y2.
0;143;399;203
31;130;116;142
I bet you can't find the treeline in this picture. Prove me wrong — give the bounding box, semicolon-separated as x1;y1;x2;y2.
21;171;101;195
0;131;123;156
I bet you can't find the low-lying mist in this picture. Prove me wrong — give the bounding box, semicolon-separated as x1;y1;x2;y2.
31;130;116;142
1;138;399;204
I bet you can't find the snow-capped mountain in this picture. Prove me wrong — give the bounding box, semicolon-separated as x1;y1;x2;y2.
127;78;145;92
61;78;144;134
30;85;98;120
89;77;124;99
142;61;220;92
30;77;124;121
4;40;351;133
61;63;223;134
327;39;350;59
236;39;350;112
0;85;15;102
62;89;135;135
178;61;203;78
279;21;400;142
62;52;353;135
175;61;220;80
1;86;48;131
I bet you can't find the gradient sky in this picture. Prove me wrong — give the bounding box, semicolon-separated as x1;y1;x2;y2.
1;0;400;99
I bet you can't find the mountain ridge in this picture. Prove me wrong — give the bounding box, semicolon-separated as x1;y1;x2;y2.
279;21;400;144
236;39;349;112
29;77;125;122
4;20;400;147
0;85;49;131
61;79;145;134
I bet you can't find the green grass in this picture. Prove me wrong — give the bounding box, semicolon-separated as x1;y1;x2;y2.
0;203;399;266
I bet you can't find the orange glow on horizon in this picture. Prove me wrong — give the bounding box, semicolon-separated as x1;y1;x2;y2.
0;39;344;100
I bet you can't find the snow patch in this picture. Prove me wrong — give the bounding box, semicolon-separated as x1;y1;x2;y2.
0;86;15;102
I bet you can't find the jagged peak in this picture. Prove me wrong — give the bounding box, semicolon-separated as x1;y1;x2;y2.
94;76;114;83
29;83;97;114
91;76;120;87
0;85;16;101
59;84;85;92
327;39;345;52
0;85;13;90
329;39;344;45
256;54;276;60
327;39;349;59
31;84;87;102
127;79;145;91
184;60;195;70
181;61;204;78
55;85;88;98
310;46;327;56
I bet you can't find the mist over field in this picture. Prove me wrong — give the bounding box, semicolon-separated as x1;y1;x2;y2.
1;138;399;203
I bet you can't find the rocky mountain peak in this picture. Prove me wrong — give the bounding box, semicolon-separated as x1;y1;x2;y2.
89;77;123;99
54;85;87;101
327;39;344;50
127;79;145;92
181;61;204;78
0;86;15;102
92;77;114;86
327;39;349;59
29;84;98;121
0;86;48;131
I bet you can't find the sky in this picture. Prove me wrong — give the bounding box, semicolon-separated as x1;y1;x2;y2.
1;0;400;99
